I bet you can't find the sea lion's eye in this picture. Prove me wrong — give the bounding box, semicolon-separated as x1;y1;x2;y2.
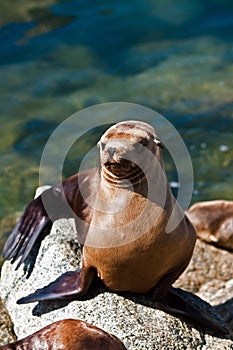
99;142;106;150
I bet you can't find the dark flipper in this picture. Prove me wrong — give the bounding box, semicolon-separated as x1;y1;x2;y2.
17;266;96;304
154;287;230;336
2;186;72;268
2;196;51;268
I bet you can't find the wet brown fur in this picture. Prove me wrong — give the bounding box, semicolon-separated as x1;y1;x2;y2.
187;200;233;250
0;319;127;350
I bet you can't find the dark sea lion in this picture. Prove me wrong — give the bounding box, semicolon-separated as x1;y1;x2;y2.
2;121;229;335
187;200;233;250
0;319;127;350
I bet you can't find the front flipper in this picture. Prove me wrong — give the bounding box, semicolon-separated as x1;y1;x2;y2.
154;287;230;336
2;186;70;269
17;266;96;304
2;195;52;268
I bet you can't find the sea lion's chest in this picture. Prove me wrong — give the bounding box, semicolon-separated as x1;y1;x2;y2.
84;187;166;248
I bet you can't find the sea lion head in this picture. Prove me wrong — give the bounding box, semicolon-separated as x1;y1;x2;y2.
98;121;163;185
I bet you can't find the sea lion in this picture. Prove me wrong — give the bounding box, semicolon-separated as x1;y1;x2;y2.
0;319;127;350
2;121;229;334
187;200;233;250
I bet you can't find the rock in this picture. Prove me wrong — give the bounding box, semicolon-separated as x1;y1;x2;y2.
187;200;233;250
174;239;233;332
1;215;233;349
0;212;21;345
0;213;20;269
0;298;16;346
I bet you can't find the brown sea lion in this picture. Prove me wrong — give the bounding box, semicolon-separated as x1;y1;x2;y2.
0;319;127;350
187;200;233;250
2;121;229;335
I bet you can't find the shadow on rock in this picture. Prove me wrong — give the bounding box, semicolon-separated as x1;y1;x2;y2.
121;287;232;339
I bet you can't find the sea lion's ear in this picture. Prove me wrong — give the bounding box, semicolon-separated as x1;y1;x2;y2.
154;138;164;149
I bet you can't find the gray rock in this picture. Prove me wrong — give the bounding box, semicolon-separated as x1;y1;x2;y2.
0;192;233;349
175;239;233;333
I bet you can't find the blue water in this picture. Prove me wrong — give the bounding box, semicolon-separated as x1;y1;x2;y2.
0;0;233;255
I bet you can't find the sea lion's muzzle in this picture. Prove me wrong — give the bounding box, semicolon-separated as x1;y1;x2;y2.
104;159;137;176
99;139;133;166
107;147;116;159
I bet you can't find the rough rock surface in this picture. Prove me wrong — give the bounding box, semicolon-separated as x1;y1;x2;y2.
174;239;233;332
1;215;233;349
0;299;16;347
0;213;20;269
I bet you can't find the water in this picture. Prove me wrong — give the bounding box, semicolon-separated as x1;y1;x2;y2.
0;0;233;258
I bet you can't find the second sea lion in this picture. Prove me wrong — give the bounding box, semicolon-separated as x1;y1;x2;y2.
187;200;233;250
0;319;127;350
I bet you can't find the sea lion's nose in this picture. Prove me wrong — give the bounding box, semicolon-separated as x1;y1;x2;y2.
108;147;116;159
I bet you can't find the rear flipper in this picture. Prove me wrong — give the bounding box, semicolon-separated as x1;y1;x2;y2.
17;266;96;304
153;287;230;336
2;186;69;269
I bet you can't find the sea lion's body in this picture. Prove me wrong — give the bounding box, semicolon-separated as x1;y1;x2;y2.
84;189;194;294
3;120;229;335
0;319;127;350
81;121;196;295
187;200;233;250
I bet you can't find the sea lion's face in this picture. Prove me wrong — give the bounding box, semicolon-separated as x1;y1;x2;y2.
98;121;162;180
